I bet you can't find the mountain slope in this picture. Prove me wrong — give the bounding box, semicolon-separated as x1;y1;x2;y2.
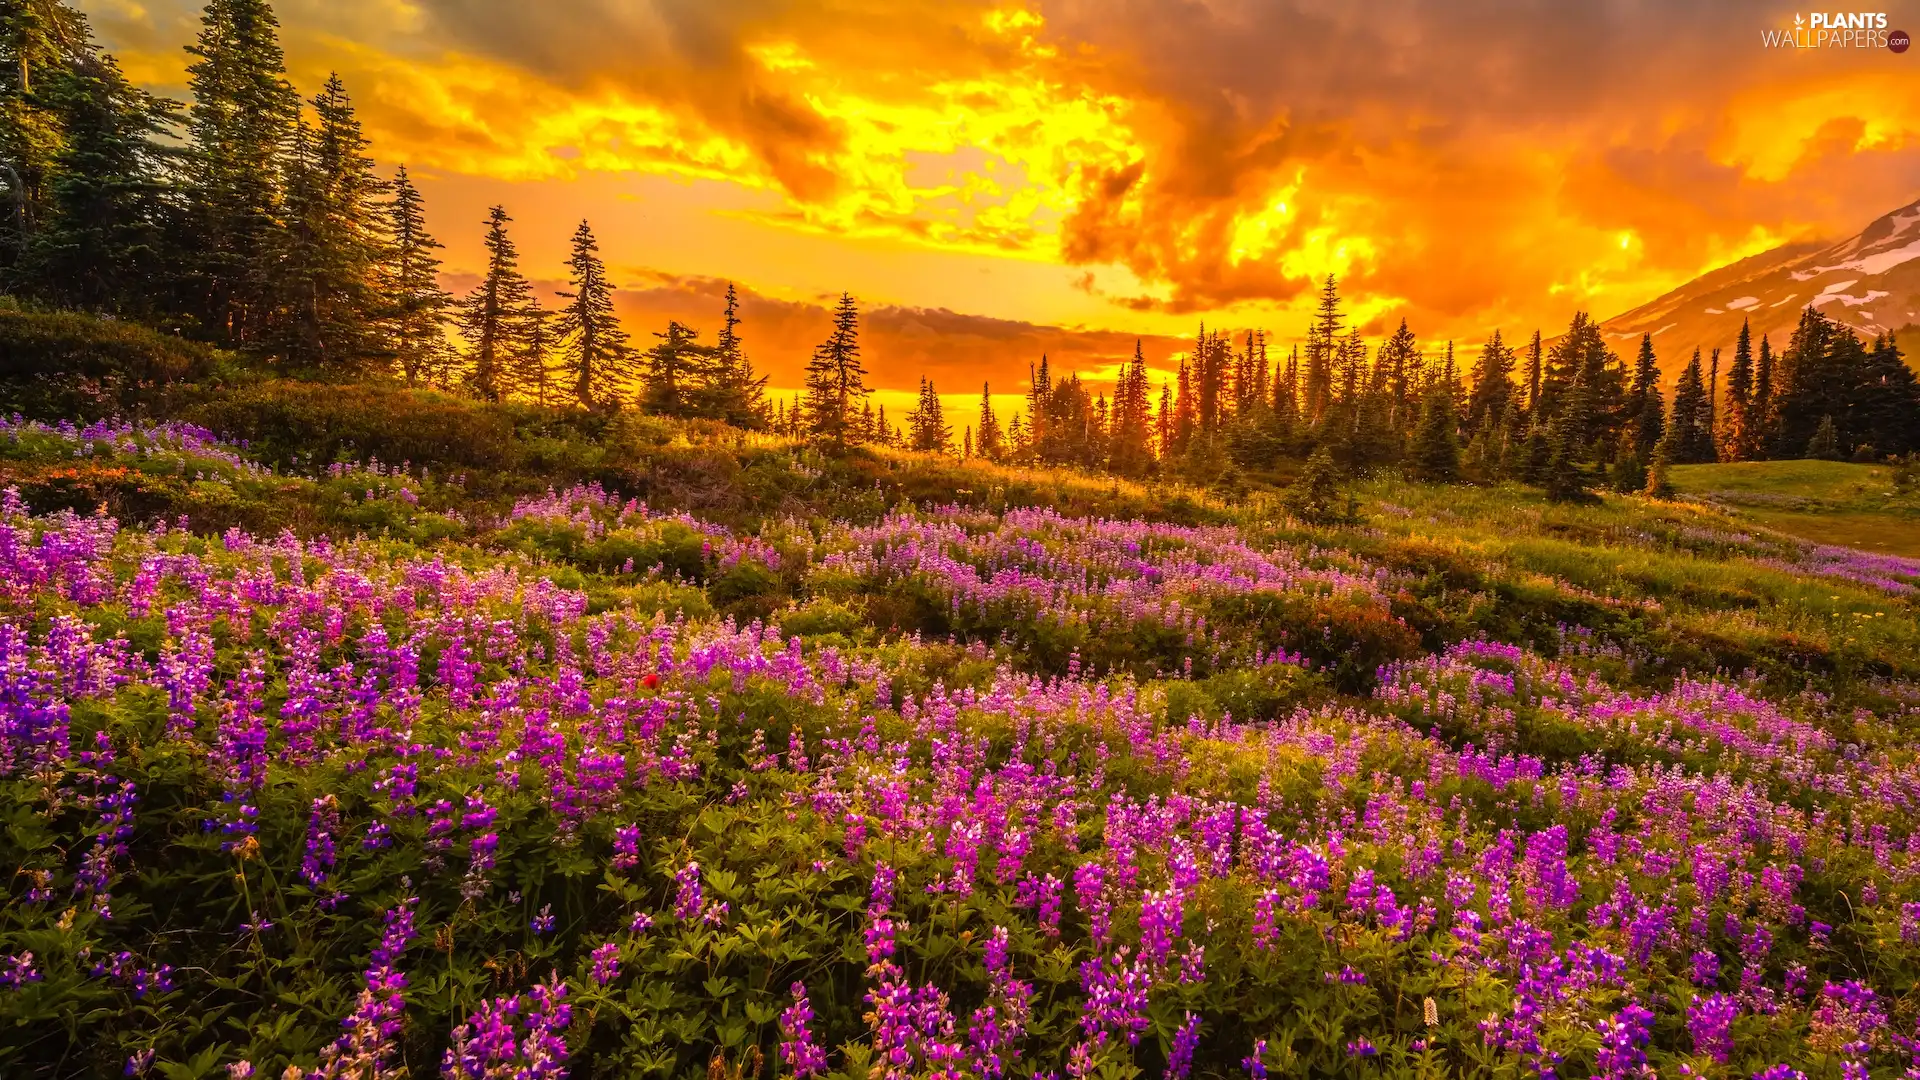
1600;197;1920;366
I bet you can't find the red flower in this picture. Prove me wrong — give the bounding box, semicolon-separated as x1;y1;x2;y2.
642;673;659;689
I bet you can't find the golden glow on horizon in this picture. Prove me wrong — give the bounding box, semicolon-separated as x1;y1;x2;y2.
77;0;1920;389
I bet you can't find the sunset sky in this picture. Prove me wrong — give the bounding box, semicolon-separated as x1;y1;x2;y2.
77;0;1920;412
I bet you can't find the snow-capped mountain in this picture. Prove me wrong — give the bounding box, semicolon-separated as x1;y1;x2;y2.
1599;198;1920;367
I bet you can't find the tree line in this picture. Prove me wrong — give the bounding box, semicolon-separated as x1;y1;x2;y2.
5;0;1917;495
765;273;1919;502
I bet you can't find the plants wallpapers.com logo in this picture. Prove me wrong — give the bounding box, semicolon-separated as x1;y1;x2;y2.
1760;10;1908;48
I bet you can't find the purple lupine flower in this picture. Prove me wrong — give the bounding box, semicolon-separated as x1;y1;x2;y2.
531;904;556;936
1138;888;1182;967
589;943;619;987
778;983;828;1078
1242;1039;1268;1080
0;952;40;988
1594;1003;1653;1079
1166;1014;1201;1080
309;895;418;1079
612;825;640;873
1687;993;1737;1063
672;862;704;921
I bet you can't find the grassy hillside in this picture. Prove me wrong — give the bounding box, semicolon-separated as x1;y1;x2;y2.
1669;459;1920;556
1;356;1919;1078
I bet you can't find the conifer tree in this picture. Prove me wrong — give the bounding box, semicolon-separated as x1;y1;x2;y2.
1542;374;1594;501
702;282;768;428
384;166;454;387
1523;330;1544;419
1608;428;1648;493
515;302;555;405
1753;333;1776;452
640;321;709;418
1706;347;1720;453
456;205;533;401
1772;307;1839;458
1627;334;1664;458
1303;275;1342;423
274;74;390;371
1283;444;1349;524
1109;340;1154;476
1806;414;1841;460
17;45;175;312
1858;334;1919;457
182;0;299;345
1409;379;1460;482
1171;357;1195;456
907;376;950;452
1156;382;1173;462
976;382;1003;461
1379;319;1421;435
0;0;92;267
1722;319;1755;460
555;219;630;410
1465;330;1515;435
1644;429;1674;497
1669;349;1715;464
804;292;868;445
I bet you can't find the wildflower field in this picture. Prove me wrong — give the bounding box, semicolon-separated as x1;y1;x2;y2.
5;414;1920;1080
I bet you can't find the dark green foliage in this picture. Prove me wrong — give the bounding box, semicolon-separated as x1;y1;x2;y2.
456;205;535;402
803;293;866;445
181;0;299;347
0;307;220;415
1409;381;1460;482
905;375;949;452
385;166;454;388
556;219;631;410
1806;413;1841;460
1669;349;1716;464
1281;444;1350;524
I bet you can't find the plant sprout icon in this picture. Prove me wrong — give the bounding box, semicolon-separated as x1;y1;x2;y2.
1794;13;1805;26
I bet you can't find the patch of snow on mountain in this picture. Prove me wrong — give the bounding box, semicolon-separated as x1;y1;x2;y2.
1811;289;1889;309
1705;307;1723;314
1769;294;1798;307
1821;279;1860;295
1811;237;1920;278
1726;296;1759;310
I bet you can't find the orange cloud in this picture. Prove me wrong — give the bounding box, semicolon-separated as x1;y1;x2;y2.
87;0;1920;381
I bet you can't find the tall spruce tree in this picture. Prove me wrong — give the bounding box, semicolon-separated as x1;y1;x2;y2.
702;282;767;428
182;0;298;346
1857;334;1919;457
1669;349;1715;463
1753;333;1776;453
1772;307;1840;457
384;166;454;387
1303;275;1341;423
1109;340;1155;476
1626;334;1664;457
18;46;176;312
1465;330;1515;435
1409;378;1460;482
1722;319;1756;460
804;292;868;445
273;74;389;371
976;382;1003;462
640;321;708;418
0;0;92;269
555;219;630;410
1378;319;1420;436
456;205;533;401
1523;330;1544;419
907;376;950;452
